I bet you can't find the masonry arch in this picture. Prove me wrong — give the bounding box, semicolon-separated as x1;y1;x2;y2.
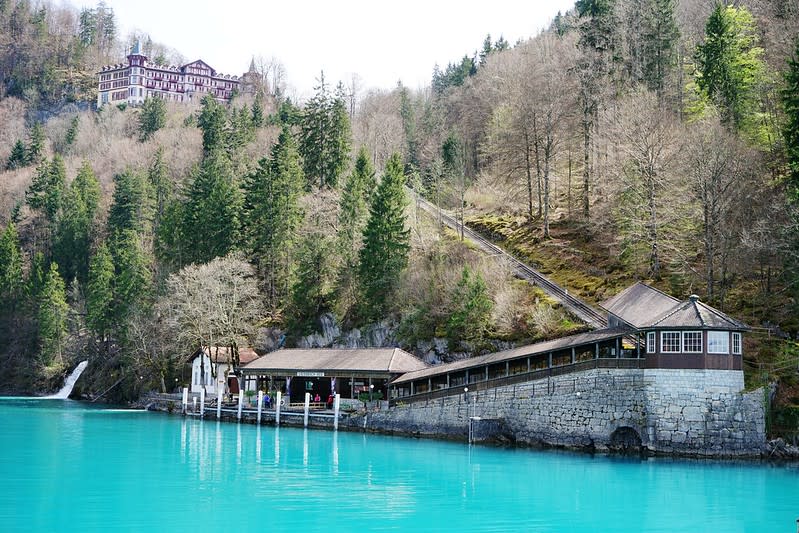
609;426;643;454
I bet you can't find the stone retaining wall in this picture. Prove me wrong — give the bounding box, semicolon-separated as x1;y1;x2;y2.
363;369;765;457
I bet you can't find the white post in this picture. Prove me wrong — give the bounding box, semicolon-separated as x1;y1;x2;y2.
257;390;264;425
192;396;197;414
333;393;341;431
181;387;188;415
276;391;282;426
237;389;243;421
216;389;222;420
199;389;206;418
303;392;310;428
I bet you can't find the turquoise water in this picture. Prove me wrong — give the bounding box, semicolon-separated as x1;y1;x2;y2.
0;400;796;532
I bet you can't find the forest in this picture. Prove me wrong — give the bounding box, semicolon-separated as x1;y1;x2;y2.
0;0;798;430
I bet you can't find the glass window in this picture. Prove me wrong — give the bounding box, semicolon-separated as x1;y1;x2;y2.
646;332;656;353
682;331;702;353
661;331;681;353
732;332;742;354
707;331;729;354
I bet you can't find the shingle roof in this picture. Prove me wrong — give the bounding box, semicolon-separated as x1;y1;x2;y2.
241;348;428;375
649;295;748;330
601;282;680;328
197;346;259;364
601;282;747;330
392;327;629;385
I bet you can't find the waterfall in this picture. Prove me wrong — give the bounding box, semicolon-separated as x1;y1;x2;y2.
43;360;89;399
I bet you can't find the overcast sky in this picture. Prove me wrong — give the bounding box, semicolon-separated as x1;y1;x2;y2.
74;0;575;97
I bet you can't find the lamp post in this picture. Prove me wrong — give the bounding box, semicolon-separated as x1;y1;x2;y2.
369;384;374;403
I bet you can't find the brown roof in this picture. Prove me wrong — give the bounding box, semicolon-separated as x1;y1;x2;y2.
601;282;679;328
650;295;748;330
197;346;259;364
241;348;428;375
392;328;628;385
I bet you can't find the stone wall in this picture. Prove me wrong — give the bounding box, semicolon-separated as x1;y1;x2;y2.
363;369;765;457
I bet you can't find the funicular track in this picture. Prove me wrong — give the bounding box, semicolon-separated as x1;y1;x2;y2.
409;189;607;329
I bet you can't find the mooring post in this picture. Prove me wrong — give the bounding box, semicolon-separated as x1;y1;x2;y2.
181;387;188;415
257;390;264;425
333;393;341;431
276;391;282;426
192;397;197;413
199;389;205;418
216;388;222;420
237;390;243;421
304;392;310;427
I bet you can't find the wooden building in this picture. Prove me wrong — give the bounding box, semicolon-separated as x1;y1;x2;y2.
239;348;428;404
601;282;748;370
190;346;259;396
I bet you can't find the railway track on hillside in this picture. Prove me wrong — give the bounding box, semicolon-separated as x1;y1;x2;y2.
409;189;607;329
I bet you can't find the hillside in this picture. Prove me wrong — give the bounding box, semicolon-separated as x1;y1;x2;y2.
0;0;797;438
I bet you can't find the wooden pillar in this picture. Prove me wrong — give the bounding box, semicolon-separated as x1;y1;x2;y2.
595;342;599;359
527;357;531;372
446;373;451;388
571;347;576;364
548;352;553;368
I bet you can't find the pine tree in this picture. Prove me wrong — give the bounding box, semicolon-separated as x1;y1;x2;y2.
243;128;304;305
6;139;27;170
182;149;242;264
111;229;152;324
329;82;353;186
54;161;100;284
148;147;171;227
357;153;410;321
107;170;153;237
695;4;765;131
251;95;265;127
334;147;374;313
783;37;799;195
27;252;47;301
299;73;331;188
26;122;45;165
288;232;336;334
139;96;167;141
0;222;24;311
38;262;69;365
197;94;228;154
86;242;115;340
446;266;493;349
64;115;80;151
26;156;67;228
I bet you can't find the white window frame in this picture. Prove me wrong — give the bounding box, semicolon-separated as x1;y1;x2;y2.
682;331;703;353
661;331;681;353
646;332;656;354
732;332;742;355
707;331;729;354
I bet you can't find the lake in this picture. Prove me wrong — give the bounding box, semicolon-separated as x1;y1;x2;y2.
0;399;796;532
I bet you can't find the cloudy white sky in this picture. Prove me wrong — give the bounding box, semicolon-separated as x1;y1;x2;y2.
74;0;575;97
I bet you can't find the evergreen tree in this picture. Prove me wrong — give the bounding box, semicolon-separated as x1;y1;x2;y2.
27;252;47;301
197;94;228;154
54;161;100;284
243;128;304;305
695;4;765;131
111;229;152;324
64;115;80;152
148;147;171;227
298;75;353;189
182;149;242;264
6;139;27;170
107;170;153;237
334;146;374;313
783;36;799;195
0;222;24;311
26;122;45;165
357;153;410;321
446;266;493;349
38;262;69;365
251;95;265;127
139;96;167;141
86;242;114;340
287;232;336;333
26;156;67;225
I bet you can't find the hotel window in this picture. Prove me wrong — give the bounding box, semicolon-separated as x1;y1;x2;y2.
646;332;656;354
682;331;702;353
707;331;729;354
661;331;681;353
732;332;742;355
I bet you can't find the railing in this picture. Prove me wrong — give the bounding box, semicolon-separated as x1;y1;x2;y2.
389;357;644;406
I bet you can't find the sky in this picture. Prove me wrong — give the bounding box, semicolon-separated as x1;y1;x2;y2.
73;0;576;98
